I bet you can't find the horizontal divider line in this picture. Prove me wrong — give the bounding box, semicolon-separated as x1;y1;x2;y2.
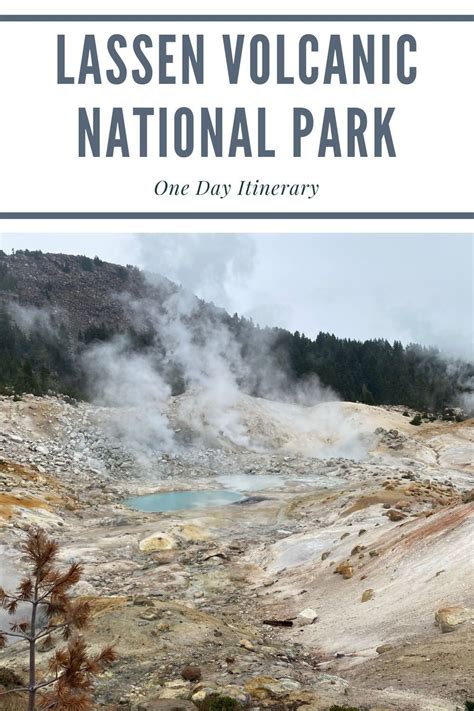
0;15;473;22
0;213;472;220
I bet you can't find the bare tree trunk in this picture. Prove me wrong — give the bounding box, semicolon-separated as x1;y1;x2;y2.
28;583;38;711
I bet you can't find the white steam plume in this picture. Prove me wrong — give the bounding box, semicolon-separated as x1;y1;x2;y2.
136;233;256;310
6;302;58;337
81;280;341;458
82;337;174;459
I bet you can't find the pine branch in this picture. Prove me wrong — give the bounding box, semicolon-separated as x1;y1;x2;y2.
35;622;70;641
0;686;31;697
1;630;30;640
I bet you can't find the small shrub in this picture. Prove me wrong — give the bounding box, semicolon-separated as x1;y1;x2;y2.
116;265;129;281
465;701;474;711
0;669;26;711
207;697;239;711
0;668;24;689
410;413;423;426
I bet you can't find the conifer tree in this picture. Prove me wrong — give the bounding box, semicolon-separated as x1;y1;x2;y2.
0;528;116;710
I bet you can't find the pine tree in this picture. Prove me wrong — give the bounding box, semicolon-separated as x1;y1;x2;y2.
0;528;116;710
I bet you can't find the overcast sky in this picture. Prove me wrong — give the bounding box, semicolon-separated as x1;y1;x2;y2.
1;232;472;358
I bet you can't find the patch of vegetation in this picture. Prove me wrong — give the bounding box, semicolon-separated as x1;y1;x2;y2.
81;323;115;344
207;697;239;711
0;305;80;398
77;254;95;271
0;262;17;291
465;701;474;711
116;264;129;281
410;413;423;426
0;667;25;690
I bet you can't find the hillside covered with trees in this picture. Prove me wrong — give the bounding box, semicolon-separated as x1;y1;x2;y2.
0;250;472;413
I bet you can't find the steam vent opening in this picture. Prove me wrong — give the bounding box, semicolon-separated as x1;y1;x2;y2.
124;489;244;512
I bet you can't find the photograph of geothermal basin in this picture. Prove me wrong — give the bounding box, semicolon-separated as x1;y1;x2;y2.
0;232;472;710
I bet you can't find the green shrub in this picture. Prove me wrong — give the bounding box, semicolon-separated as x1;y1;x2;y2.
410;413;423;426
207;697;239;711
77;254;94;271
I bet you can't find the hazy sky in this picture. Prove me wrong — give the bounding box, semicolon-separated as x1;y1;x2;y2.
1;232;472;357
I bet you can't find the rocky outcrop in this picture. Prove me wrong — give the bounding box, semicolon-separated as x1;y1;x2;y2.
334;561;353;579
139;532;177;553
435;606;474;633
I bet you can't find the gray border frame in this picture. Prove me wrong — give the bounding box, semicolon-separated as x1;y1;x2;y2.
1;14;472;220
0;15;473;21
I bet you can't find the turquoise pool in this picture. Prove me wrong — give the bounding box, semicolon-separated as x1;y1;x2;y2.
125;489;244;512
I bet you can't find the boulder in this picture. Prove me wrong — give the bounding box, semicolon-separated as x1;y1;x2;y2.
190;686;217;708
462;489;474;503
153;622;171;634
133;595;155;606
239;639;254;651
154;550;178;565
140;608;161;621
435;606;474;632
386;509;406;522
334;561;353;579
376;643;393;654
245;676;301;700
139;532;177;553
181;666;202;682
72;580;96;596
178;524;210;542
296;607;318;626
159;680;191;700
361;589;375;602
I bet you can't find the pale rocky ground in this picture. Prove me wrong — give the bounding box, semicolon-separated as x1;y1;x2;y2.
0;393;473;711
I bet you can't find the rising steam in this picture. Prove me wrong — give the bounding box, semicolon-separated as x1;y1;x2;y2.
78;271;352;462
